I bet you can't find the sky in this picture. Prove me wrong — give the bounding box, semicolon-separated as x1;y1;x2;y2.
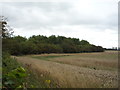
0;0;119;48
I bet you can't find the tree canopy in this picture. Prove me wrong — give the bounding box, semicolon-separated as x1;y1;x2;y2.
3;34;104;55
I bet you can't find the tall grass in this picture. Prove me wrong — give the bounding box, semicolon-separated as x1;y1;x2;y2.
2;52;54;88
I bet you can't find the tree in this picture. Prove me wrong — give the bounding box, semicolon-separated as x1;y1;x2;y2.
1;16;14;53
0;16;13;38
48;35;58;44
29;35;48;44
13;35;27;43
80;40;90;45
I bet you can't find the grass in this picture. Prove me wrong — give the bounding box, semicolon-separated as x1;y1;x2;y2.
24;65;59;88
16;51;118;88
15;58;60;88
31;55;70;61
2;52;58;88
0;67;2;88
75;52;118;60
31;51;118;71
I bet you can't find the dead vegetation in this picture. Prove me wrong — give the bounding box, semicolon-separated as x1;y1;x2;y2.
16;51;118;88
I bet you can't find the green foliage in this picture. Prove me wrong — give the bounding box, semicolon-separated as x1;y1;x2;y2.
2;52;36;89
2;17;61;88
48;35;58;44
3;35;104;55
32;55;69;61
2;52;25;88
2;52;20;71
29;35;48;44
80;40;90;45
13;35;27;43
3;67;27;88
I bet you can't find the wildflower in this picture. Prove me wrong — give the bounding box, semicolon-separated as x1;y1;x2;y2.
45;80;51;84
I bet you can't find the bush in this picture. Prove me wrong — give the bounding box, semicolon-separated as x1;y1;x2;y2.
2;52;28;89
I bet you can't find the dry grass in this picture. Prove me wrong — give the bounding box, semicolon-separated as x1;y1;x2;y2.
50;54;118;71
16;51;118;88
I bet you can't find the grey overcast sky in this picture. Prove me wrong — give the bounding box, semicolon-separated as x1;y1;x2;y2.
0;0;118;48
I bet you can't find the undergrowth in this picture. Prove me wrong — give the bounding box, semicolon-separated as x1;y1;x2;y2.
2;52;59;89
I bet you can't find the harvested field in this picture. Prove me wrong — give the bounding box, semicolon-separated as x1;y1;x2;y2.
16;51;118;88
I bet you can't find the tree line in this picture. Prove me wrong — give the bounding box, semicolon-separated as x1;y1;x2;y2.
3;35;104;55
1;16;104;56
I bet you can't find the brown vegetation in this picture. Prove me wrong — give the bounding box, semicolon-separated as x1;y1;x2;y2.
16;51;118;88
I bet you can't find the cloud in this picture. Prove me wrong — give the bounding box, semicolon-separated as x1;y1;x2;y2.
13;25;118;48
1;1;117;29
0;0;118;48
